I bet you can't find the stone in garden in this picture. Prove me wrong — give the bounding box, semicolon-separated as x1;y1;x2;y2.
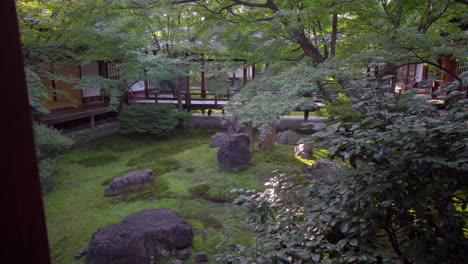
104;169;154;196
258;123;276;149
228;116;254;152
217;134;251;172
75;247;88;259
209;132;229;147
176;248;190;260
86;208;193;264
276;129;298;145
294;144;313;159
227;116;242;134
304;158;342;181
194;252;208;263
173;260;183;264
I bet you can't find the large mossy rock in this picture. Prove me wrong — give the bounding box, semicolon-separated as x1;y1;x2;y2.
104;169;154;196
294;143;313;159
276;129;299;145
227;117;254;152
258;123;276;149
217;134;251;172
86;208;193;264
209;132;229;148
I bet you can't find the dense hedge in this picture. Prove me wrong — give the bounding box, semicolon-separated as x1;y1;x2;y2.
118;104;191;135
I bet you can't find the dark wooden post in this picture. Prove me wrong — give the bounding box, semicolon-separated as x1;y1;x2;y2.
201;71;206;99
243;67;248;87
144;80;149;98
185;76;191;111
252;64;256;79
2;0;52;263
304;110;310;121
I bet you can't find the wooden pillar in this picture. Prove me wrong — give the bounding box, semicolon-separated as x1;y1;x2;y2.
144;80;149;98
201;71;206;99
252;64;256;79
90;115;95;128
185;76;191;111
2;0;52;262
243;67;247;87
304;110;310;121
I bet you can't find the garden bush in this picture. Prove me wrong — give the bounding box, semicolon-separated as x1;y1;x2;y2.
33;123;73;194
33;123;73;158
218;81;468;263
118;104;191;135
317;93;363;122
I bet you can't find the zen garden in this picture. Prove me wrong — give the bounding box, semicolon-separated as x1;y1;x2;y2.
17;0;467;263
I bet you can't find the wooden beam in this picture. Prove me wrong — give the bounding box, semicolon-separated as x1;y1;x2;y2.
1;0;51;262
252;64;256;79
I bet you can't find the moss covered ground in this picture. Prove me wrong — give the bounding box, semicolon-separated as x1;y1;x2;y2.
44;129;321;263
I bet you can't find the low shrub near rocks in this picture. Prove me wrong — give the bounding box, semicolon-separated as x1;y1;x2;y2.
33;123;73;194
119;104;191;136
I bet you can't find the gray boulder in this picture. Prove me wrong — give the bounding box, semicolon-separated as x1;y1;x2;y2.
104;169;154;196
304;158;342;181
217;134;251;172
209;132;229;148
258;123;276;149
276;130;298;145
228;117;254;152
194;252;208;263
86;208;193;264
294;144;313;159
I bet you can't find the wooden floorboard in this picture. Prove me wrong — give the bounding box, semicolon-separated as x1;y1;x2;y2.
42;104;111;125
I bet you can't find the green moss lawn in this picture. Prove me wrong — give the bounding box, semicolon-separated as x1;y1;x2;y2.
45;129;324;263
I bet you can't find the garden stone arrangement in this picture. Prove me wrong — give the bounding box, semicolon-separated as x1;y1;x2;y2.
258;123;276;149
217;133;252;172
86;208;193;264
294;143;313;159
276;129;299;145
104;168;154;196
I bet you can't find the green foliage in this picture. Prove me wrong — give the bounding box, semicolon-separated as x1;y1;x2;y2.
317;93;363;122
33;123;73;193
76;154;119;167
33;123;72;194
38;158;57;194
220;81;468;263
118;104;191;135
25;67;49;114
33;123;73;159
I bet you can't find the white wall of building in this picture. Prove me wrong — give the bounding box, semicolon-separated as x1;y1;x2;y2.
81;62;101;97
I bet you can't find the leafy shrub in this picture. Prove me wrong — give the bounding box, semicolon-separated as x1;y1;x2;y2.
219;82;468;263
33;123;72;194
76;154;119;167
38;158;56;194
118;104;191;135
317;93;363;122
33;123;73;158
